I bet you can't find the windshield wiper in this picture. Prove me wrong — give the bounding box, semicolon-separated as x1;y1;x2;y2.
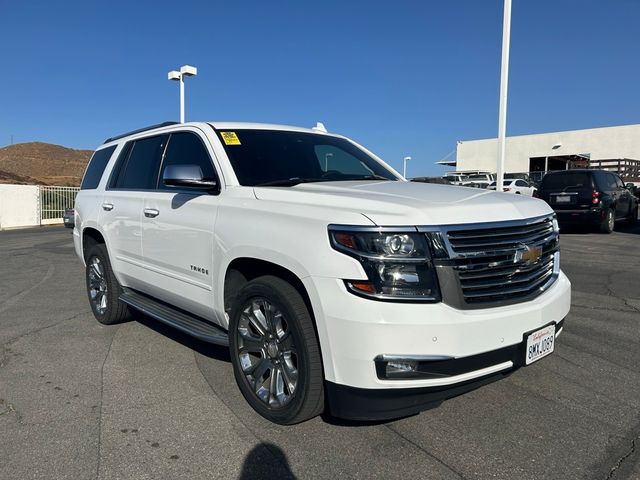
255;177;320;187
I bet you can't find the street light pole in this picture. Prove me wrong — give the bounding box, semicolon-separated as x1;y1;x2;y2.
403;156;412;179
496;0;512;192
168;65;198;123
179;75;185;123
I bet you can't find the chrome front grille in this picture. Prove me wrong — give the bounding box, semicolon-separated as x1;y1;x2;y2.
439;215;559;307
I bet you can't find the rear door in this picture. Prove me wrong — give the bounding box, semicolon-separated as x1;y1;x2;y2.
140;129;222;320
100;134;168;290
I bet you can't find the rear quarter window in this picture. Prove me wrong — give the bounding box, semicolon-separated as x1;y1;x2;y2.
80;146;117;190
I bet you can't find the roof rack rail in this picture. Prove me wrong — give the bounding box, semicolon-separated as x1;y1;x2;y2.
103;121;180;144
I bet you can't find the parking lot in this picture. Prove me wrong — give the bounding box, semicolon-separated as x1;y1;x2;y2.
0;224;639;480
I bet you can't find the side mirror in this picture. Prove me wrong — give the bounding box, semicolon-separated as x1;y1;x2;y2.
162;164;217;190
626;182;635;190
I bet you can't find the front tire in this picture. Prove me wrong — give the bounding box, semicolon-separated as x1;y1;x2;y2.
229;276;324;424
85;244;131;325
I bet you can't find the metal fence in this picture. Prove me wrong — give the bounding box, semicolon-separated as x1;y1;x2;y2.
39;186;80;221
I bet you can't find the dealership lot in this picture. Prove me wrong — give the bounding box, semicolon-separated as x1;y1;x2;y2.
0;224;639;480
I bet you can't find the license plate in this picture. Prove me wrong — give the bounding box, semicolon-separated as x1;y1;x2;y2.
525;324;556;365
64;219;70;223
554;195;570;203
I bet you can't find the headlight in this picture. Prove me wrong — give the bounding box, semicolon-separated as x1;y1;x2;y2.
329;226;441;301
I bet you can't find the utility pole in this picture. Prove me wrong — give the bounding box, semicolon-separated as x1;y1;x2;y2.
496;0;512;192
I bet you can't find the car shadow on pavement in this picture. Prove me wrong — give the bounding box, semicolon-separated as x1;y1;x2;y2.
239;442;297;479
133;313;230;362
560;220;640;235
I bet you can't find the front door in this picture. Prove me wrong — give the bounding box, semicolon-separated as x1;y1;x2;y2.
140;130;222;321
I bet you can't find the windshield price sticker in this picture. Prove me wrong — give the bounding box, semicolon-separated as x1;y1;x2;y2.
525;324;556;365
221;132;241;145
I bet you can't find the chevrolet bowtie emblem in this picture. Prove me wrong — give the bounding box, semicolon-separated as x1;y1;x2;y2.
514;245;542;264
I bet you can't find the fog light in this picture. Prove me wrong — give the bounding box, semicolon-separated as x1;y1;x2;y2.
386;360;418;376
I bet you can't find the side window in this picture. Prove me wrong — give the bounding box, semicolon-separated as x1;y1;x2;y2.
614;175;625;189
81;146;117;190
158;132;217;190
606;173;618;190
515;180;527;187
112;135;168;190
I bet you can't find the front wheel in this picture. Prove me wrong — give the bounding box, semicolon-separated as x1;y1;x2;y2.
229;276;324;424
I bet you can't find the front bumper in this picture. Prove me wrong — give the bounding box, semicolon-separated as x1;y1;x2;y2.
305;271;571;417
326;319;564;420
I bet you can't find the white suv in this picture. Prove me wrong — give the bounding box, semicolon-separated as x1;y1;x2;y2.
74;121;571;424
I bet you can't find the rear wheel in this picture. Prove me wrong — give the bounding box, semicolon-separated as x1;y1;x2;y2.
85;244;131;325
599;208;615;233
229;276;324;424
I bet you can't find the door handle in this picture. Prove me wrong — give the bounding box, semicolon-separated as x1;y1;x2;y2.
144;208;160;218
102;202;114;211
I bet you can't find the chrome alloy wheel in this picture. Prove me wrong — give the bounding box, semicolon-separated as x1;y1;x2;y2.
88;256;108;315
236;297;299;408
608;209;615;231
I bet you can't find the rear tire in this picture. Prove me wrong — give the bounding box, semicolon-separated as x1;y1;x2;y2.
229;275;324;424
85;244;131;325
599;208;615;234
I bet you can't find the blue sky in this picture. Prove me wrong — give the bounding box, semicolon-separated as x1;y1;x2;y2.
1;0;639;176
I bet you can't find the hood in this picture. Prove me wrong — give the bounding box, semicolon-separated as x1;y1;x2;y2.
253;181;553;226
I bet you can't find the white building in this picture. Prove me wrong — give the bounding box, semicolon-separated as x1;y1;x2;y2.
454;124;640;180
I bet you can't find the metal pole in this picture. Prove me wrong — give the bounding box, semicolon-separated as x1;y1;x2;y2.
496;0;512;192
179;75;185;123
403;156;411;179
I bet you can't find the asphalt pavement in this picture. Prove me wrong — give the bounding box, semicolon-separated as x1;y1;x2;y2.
1;222;639;480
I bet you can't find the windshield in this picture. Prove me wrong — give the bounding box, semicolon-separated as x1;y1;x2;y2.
468;174;488;180
215;129;398;186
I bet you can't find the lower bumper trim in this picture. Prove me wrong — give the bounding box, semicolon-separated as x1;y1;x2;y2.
326;372;509;421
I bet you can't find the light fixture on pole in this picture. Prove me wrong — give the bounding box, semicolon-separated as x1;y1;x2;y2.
496;0;512;192
168;65;198;123
403;156;412;179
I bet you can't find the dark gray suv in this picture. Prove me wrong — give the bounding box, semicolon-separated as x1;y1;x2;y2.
537;169;638;233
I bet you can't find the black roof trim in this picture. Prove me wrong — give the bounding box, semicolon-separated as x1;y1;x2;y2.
103;122;179;144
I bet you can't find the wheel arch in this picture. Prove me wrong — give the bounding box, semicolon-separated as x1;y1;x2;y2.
223;257;314;320
82;227;106;262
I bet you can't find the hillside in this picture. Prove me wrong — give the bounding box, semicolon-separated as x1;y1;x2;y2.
0;142;93;186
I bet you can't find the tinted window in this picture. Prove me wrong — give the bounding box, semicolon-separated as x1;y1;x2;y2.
515;180;527;187
614;175;625;189
81;146;116;189
541;172;592;191
113;135;168;189
604;173;618;190
216;130;397;186
158;132;216;190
